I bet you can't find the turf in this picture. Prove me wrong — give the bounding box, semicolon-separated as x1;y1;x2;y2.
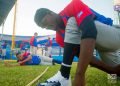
0;61;120;86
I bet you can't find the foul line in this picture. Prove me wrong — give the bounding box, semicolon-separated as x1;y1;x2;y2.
26;66;49;86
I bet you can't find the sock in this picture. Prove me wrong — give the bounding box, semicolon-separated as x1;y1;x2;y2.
60;43;80;79
60;64;71;79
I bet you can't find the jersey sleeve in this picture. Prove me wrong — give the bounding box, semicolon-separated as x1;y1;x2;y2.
23;52;30;57
56;30;65;47
30;36;34;46
60;0;93;27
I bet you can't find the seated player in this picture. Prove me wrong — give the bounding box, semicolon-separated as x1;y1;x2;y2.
4;51;61;66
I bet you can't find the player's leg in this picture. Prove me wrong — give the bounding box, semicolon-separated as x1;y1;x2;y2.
38;17;80;86
98;50;120;76
38;55;62;65
99;51;120;67
95;21;120;51
47;47;52;58
30;46;33;54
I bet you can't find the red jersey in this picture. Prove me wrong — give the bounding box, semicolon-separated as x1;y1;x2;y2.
56;30;65;47
30;36;34;46
22;52;30;57
56;0;94;47
46;39;52;47
18;52;30;65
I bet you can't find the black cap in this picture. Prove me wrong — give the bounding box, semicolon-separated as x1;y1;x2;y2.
34;8;51;26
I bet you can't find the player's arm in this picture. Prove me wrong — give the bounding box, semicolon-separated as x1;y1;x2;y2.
18;55;32;65
73;17;97;86
4;61;20;67
74;39;96;86
90;56;120;76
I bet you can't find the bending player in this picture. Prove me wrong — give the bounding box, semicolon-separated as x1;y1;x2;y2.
34;0;120;85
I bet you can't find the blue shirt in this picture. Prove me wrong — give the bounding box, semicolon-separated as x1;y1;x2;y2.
25;55;41;65
33;37;38;47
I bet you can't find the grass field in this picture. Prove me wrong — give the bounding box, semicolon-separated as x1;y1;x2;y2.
0;61;120;86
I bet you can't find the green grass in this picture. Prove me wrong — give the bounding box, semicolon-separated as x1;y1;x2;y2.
0;61;120;86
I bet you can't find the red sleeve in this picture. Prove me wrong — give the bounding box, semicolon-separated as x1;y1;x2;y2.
50;40;52;46
19;52;30;65
56;30;65;47
22;52;30;57
30;36;34;46
60;0;93;26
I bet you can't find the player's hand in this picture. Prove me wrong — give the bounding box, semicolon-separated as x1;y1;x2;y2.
18;61;23;64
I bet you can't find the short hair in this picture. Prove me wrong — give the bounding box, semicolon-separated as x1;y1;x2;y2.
34;32;38;35
16;52;21;57
48;36;51;39
34;8;51;26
